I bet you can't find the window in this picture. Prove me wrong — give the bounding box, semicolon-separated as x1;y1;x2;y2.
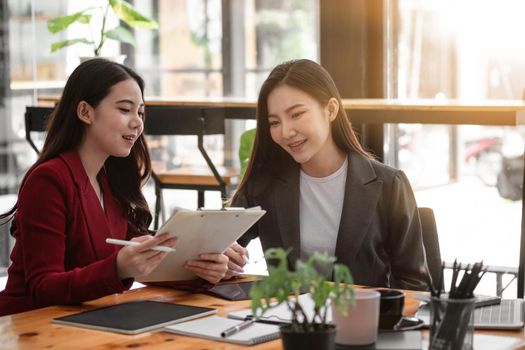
387;0;525;297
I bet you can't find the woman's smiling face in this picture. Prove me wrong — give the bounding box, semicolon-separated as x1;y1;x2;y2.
267;84;336;170
80;78;145;159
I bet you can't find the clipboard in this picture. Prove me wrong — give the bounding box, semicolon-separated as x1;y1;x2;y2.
137;208;265;282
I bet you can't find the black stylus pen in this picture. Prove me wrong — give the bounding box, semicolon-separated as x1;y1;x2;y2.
220;319;255;337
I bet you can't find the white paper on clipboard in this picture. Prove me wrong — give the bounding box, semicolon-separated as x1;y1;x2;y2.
137;207;265;282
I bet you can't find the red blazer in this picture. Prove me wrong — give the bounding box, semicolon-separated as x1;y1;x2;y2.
0;151;138;316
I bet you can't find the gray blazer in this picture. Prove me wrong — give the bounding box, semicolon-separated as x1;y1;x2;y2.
234;151;429;291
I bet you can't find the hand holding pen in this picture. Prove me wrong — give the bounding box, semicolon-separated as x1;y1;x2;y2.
224;242;250;279
115;233;178;280
106;238;176;253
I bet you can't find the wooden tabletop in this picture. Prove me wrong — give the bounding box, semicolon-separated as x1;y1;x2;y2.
0;285;267;350
37;95;525;110
37;95;257;108
1;283;524;350
37;96;525;125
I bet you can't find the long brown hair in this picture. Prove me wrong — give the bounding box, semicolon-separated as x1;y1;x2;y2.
235;59;371;199
1;58;152;233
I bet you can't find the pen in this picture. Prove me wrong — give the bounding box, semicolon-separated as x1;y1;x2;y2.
105;238;176;253
220;319;255;337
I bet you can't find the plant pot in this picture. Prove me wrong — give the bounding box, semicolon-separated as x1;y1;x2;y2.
79;55;127;64
280;324;336;350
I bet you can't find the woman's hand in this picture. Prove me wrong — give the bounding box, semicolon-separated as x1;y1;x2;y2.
223;242;249;279
116;233;178;280
184;253;229;284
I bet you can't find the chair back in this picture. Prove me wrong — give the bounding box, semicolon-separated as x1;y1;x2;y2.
418;207;442;288
25;106;54;154
144;106;229;227
144;106;225;136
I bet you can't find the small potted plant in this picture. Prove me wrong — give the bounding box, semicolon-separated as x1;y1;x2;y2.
250;248;354;350
47;0;158;62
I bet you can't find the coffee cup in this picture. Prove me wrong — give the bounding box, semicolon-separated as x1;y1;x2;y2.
378;289;405;329
332;289;380;345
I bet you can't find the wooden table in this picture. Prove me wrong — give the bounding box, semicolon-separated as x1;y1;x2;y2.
37;96;525;163
0;285;264;350
37;96;525;124
1;285;524;350
37;95;525;164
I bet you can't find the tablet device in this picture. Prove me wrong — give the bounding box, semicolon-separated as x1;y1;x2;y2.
205;281;255;301
52;300;216;334
138;208;265;282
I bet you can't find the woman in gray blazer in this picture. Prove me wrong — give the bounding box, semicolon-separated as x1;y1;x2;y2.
230;59;429;291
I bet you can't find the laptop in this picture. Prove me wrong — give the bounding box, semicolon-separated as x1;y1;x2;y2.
416;298;524;330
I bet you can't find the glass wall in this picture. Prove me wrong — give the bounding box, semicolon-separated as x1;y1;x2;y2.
388;0;525;297
1;0;319;269
4;0;319;186
4;0;319;191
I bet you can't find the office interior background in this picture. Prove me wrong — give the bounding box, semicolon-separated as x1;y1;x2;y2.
1;0;525;297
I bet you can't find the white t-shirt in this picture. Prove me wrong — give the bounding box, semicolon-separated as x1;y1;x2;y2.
299;157;348;275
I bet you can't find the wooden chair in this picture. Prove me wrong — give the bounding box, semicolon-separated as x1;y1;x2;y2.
144;106;238;229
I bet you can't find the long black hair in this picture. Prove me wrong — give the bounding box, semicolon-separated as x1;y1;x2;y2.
234;59;371;199
1;58;152;233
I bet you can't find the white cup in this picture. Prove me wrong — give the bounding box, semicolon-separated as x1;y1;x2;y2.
332;289;380;345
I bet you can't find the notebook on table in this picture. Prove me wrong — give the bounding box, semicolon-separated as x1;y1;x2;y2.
228;293;322;324
164;315;281;345
52;300;216;334
415;298;524;330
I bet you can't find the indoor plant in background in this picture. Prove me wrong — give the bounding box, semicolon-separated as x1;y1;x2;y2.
47;0;158;63
250;248;354;350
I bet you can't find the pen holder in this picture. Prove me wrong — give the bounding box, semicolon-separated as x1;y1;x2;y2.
429;296;474;350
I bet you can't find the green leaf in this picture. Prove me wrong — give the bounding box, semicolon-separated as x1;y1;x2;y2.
47;10;93;33
190;31;209;47
104;26;136;46
249;247;355;329
109;0;159;29
50;38;93;52
239;128;256;179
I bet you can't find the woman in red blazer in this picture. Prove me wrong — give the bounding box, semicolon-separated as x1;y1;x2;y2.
0;59;229;316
